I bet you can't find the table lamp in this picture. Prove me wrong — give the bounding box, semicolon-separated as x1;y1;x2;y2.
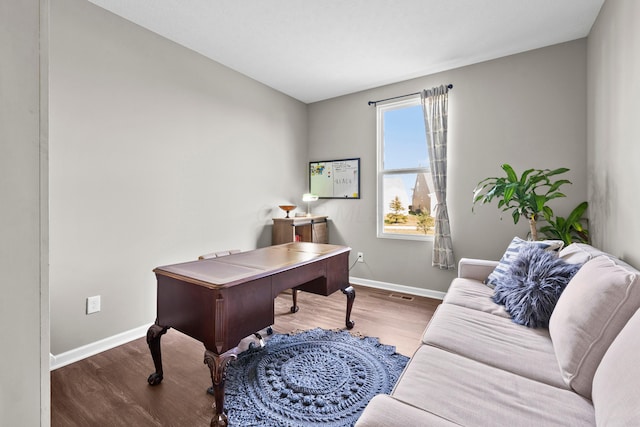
302;193;319;217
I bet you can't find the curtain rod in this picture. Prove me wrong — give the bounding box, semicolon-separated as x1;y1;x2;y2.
367;84;453;106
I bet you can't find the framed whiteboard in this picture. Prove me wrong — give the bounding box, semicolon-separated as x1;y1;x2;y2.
309;158;360;199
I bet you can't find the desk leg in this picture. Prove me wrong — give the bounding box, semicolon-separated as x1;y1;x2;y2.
204;348;238;427
341;286;356;329
146;324;169;385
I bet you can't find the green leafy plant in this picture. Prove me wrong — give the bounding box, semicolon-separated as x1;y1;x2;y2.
473;164;572;240
539;201;590;245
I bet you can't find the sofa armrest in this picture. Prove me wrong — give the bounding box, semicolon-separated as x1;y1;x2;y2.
457;258;499;281
355;395;457;426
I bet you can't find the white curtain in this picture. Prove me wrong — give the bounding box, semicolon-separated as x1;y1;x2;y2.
421;86;455;269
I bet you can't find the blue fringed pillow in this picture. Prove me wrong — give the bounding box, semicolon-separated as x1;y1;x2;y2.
493;245;582;328
485;237;564;289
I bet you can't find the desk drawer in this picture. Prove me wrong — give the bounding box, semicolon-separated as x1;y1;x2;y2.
272;260;326;295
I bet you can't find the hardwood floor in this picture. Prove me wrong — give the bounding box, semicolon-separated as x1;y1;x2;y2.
51;285;440;426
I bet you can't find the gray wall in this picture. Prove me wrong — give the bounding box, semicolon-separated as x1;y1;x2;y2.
308;40;588;294
4;0;636;420
587;0;640;267
50;0;308;354
0;0;49;425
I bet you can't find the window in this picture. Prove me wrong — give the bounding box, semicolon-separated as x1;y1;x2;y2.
377;97;434;240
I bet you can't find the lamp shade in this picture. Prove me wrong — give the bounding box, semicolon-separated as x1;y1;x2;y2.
302;193;319;217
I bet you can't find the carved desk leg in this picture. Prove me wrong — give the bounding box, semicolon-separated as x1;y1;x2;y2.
204;348;239;427
146;324;169;385
341;285;356;329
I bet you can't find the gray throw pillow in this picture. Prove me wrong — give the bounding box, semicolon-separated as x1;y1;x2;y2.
493;245;581;328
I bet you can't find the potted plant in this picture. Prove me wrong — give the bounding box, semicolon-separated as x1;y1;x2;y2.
472;164;571;240
539;201;590;245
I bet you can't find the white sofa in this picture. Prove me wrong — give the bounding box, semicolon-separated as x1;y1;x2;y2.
356;243;640;426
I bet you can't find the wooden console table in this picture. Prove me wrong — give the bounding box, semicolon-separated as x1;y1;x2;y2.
272;215;328;245
146;242;354;426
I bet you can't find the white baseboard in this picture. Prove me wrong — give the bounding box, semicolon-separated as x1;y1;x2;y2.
50;323;152;371
349;276;446;300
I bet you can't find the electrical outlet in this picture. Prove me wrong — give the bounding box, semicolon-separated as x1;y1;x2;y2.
357;252;364;263
87;295;101;314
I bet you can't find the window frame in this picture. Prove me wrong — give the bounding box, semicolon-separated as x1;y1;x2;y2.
376;96;433;241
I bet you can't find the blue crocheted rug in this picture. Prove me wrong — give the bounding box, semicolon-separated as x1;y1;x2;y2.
224;328;409;427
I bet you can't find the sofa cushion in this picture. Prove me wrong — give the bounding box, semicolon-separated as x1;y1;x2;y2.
592;309;640;425
550;255;640;399
493;245;582;328
559;243;613;264
422;303;567;389
354;394;458;427
392;345;595;426
443;277;510;318
486;237;564;289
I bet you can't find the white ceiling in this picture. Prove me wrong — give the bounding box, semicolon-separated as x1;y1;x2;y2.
87;0;604;104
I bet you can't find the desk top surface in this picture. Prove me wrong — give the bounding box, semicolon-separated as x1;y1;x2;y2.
154;242;349;289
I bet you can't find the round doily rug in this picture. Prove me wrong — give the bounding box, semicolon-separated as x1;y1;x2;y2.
224;328;409;427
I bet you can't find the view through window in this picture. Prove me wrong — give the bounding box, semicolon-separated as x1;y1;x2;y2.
377;97;434;240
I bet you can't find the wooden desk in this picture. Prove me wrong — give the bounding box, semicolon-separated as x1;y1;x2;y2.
147;242;354;426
